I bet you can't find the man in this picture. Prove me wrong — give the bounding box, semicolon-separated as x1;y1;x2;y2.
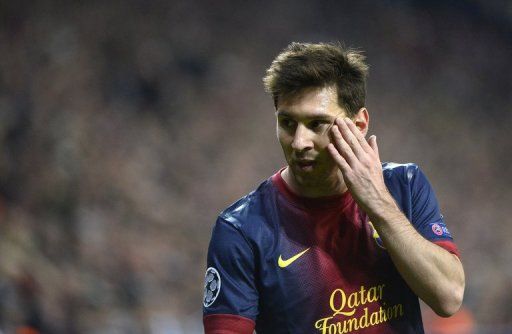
203;42;465;334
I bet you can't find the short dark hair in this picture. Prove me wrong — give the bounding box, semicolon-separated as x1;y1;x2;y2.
263;42;369;116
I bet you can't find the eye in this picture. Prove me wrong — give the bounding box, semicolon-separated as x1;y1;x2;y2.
309;120;329;132
279;118;296;130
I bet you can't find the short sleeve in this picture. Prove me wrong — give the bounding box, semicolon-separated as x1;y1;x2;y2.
202;217;258;332
409;167;460;256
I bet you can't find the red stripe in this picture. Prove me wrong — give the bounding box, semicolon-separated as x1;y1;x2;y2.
433;240;460;258
204;314;255;334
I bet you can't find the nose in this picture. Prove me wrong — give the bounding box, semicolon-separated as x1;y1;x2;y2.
291;124;314;152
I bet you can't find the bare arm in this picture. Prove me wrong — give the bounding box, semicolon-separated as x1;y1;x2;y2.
327;117;465;317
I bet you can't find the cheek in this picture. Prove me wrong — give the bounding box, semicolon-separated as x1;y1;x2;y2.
317;140;337;165
315;134;332;151
277;133;292;157
277;130;291;148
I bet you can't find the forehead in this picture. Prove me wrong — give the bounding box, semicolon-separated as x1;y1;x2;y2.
276;86;345;118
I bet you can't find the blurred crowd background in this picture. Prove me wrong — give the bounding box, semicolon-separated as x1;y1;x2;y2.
1;1;511;333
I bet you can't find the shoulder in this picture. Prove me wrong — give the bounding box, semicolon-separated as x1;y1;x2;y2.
382;162;431;192
217;177;276;234
382;162;419;183
208;177;278;257
381;162;428;213
382;162;436;193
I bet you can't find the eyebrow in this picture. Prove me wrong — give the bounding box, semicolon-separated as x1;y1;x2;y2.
275;110;335;120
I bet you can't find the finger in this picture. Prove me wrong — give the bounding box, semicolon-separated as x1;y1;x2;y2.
331;124;358;166
336;118;366;159
368;135;379;157
343;118;373;154
327;143;351;173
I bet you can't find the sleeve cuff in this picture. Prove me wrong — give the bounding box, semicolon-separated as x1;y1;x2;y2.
433;240;460;258
204;314;256;334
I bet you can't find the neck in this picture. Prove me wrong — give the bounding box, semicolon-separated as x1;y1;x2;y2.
281;166;348;198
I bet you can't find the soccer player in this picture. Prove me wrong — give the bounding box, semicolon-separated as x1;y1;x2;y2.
202;42;465;333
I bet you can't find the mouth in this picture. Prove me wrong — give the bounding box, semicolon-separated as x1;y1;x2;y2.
295;159;316;172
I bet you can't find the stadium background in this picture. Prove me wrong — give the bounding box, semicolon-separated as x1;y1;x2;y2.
1;1;511;333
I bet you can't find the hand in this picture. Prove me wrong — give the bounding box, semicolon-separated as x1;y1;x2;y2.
327;118;395;216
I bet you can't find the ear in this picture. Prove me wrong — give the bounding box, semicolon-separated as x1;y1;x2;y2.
353;107;369;136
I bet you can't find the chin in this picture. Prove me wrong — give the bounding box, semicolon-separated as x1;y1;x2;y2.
292;168;323;186
294;166;337;186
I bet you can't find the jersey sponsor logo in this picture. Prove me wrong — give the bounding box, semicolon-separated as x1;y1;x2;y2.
368;221;385;249
278;248;310;268
430;222;451;237
315;284;404;333
203;267;221;307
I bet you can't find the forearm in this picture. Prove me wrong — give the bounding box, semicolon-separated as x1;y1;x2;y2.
368;194;465;317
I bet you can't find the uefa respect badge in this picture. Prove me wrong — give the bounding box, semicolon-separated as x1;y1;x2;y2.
203;267;221;307
429;222;452;237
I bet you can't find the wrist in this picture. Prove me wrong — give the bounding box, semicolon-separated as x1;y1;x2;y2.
364;190;402;225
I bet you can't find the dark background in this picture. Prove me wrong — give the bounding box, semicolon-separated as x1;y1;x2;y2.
0;1;511;333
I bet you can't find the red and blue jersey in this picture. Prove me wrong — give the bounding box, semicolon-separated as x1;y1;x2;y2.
203;163;459;334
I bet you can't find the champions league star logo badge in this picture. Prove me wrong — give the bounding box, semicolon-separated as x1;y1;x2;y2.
203;267;221;307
